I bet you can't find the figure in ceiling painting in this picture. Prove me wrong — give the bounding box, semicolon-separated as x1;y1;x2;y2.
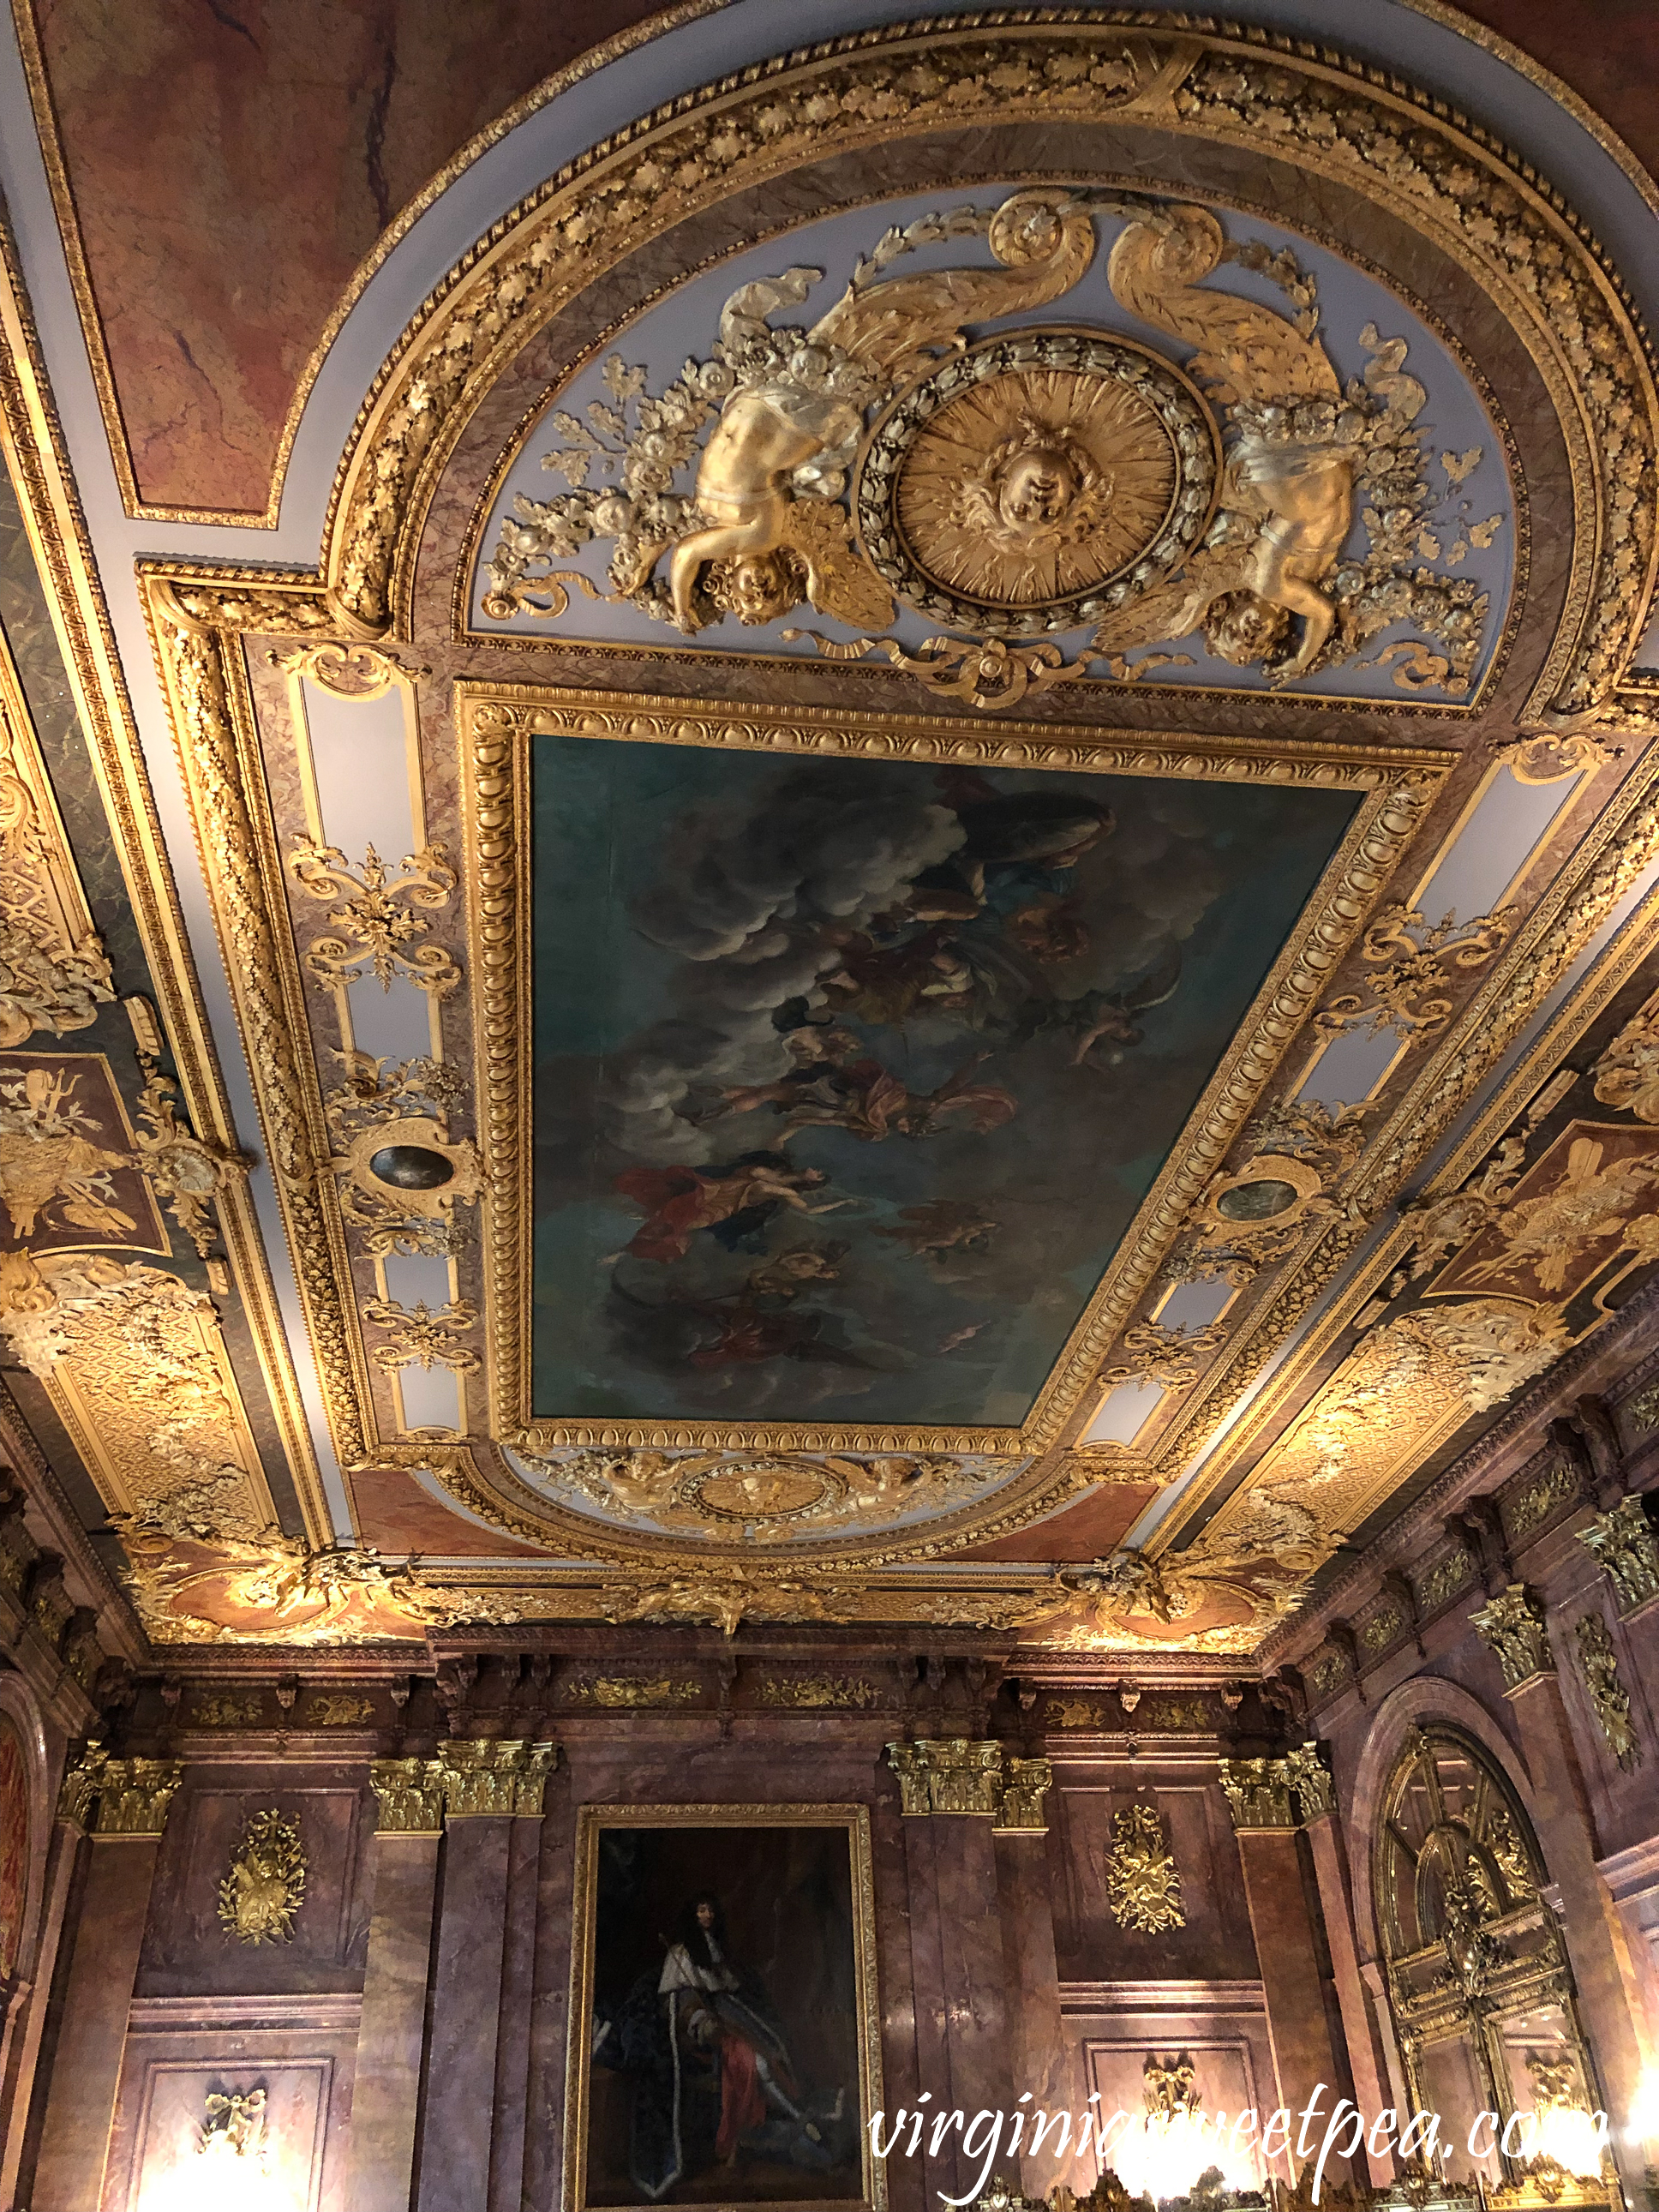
486;189;1504;702
530;738;1357;1428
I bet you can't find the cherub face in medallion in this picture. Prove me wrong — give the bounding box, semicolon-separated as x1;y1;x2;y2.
994;443;1085;533
954;417;1113;560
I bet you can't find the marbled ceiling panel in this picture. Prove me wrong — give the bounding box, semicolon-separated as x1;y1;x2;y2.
20;0;663;517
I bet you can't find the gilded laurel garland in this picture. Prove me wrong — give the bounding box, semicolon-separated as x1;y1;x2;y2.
217;1807;308;1944
1103;1801;1185;1930
324;16;1651;729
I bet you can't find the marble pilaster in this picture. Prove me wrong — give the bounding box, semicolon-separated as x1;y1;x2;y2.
29;1757;181;2212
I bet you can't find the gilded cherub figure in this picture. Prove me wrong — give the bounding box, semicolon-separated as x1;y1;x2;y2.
622;191;1100;632
1092;204;1428;678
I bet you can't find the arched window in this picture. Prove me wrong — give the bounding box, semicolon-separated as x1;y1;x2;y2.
1374;1727;1605;2189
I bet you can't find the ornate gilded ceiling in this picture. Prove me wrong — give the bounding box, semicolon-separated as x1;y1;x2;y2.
1;3;1659;1654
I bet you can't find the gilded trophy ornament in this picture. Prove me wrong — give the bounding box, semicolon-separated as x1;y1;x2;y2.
217;1807;307;1945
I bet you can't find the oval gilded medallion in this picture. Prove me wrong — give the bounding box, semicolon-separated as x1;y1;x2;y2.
857;329;1219;634
685;1460;838;1525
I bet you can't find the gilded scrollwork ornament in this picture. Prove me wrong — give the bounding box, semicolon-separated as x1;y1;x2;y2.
360;1295;482;1375
1590;986;1659;1124
287;838;462;998
1316;902;1519;1043
522;1442;999;1544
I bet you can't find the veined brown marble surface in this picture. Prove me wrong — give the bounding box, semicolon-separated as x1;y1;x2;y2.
27;0;663;514
22;0;1656;520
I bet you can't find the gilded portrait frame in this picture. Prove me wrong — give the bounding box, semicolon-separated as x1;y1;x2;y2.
563;1802;886;2212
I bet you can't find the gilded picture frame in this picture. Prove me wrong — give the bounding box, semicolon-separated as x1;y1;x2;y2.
563;1803;885;2212
457;679;1447;1457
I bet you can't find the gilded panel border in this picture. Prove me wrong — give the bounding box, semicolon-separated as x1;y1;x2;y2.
1144;752;1659;1549
457;680;1448;1458
0;237;332;1544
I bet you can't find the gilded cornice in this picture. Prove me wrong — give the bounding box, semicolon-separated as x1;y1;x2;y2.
0;230;331;1542
319;11;1657;732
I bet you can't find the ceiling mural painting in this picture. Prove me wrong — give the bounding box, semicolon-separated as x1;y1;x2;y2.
523;728;1359;1430
475;188;1513;710
1;10;1658;1651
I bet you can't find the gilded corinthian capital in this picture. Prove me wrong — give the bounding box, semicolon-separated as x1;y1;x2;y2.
1471;1582;1554;1690
884;1737;1005;1817
93;1758;184;1837
368;1757;446;1834
437;1737;560;1819
1283;1741;1338;1821
995;1756;1053;1833
1218;1756;1297;1831
1579;1496;1659;1614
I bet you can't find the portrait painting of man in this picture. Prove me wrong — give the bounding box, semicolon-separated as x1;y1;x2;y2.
566;1807;883;2210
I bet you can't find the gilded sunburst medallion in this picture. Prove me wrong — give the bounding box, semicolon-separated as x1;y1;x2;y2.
858;330;1219;635
680;1459;840;1526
